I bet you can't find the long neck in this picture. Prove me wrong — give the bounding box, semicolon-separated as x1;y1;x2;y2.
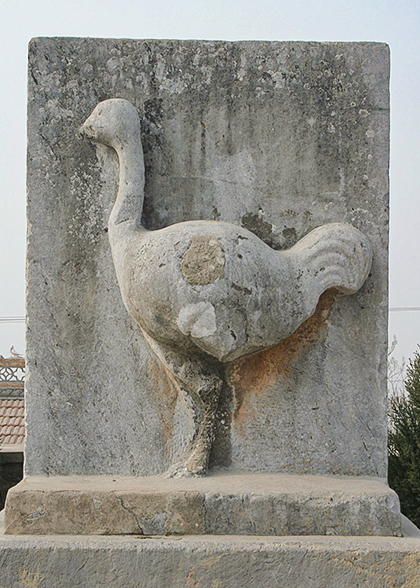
108;134;146;244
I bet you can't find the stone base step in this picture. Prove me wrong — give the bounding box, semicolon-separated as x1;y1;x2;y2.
0;530;419;588
5;471;402;536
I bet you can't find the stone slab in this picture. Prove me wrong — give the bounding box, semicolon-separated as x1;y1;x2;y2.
0;532;419;588
26;39;390;478
4;472;401;537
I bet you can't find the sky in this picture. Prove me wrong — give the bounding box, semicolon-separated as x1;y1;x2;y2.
0;0;419;368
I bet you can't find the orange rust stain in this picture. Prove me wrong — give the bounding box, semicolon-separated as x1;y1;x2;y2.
229;289;339;424
146;355;179;450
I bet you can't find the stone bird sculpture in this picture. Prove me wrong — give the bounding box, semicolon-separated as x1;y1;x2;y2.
81;98;373;477
9;346;23;359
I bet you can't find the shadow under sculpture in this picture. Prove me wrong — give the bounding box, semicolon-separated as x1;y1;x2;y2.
81;98;373;478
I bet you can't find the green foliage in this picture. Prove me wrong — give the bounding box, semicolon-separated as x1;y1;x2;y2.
388;347;420;527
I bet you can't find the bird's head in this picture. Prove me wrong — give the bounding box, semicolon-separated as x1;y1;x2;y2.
80;98;140;149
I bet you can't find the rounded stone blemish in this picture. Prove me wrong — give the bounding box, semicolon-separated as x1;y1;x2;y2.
177;302;217;339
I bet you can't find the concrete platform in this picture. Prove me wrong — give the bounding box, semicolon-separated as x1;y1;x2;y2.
0;528;419;588
5;472;402;536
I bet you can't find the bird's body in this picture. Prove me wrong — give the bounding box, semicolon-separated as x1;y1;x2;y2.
81;98;372;477
112;218;369;364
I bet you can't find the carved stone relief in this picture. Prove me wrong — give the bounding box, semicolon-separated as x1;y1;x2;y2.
81;98;373;477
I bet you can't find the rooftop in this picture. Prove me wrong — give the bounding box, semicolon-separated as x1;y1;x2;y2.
0;358;25;452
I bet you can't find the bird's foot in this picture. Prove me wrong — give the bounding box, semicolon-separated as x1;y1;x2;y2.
164;463;203;479
165;442;210;478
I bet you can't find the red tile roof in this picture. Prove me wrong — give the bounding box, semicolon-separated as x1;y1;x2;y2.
0;398;25;445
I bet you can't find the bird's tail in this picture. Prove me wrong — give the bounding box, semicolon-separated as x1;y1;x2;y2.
288;222;373;295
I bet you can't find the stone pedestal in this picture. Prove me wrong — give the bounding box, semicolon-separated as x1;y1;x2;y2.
2;38;419;587
1;528;420;588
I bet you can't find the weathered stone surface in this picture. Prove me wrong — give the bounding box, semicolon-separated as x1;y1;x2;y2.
26;39;389;478
4;472;401;537
1;531;420;588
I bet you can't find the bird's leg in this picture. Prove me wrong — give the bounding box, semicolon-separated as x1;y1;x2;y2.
177;376;223;477
144;334;223;477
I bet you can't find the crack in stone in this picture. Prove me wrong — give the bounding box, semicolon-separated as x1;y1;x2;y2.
115;495;144;534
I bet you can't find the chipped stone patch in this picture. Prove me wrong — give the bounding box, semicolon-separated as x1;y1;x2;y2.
181;235;225;285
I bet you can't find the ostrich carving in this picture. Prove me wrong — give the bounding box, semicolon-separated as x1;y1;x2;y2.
81;98;372;477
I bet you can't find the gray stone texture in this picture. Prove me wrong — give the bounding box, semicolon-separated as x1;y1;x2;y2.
4;473;402;536
1;532;420;588
26;39;389;477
